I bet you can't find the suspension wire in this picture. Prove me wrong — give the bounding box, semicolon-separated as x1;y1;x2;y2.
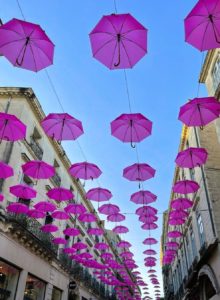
16;0;26;20
124;70;132;113
113;0;118;14
196;52;205;97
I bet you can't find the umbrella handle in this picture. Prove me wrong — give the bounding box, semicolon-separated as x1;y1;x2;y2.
131;141;136;148
114;36;121;67
16;37;30;66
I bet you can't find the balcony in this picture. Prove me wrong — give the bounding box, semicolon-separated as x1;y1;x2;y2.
29;137;43;160
6;213;58;255
51;173;61;187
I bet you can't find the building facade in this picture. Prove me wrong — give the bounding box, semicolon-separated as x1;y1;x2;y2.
161;50;220;300
0;87;133;300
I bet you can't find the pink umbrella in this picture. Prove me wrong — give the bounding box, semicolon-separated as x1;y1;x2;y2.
175;147;208;168
78;213;97;223
120;251;134;259
41;113;83;142
112;225;129;234
98;203;120;215
141;223;158;230
27;209;46;219
47;187;74;202
143;238;158;245
136;206;157;216
63;227;80;236
123;163;156;182
0;194;4;202
22;160;55;179
169;210;188;219
143;249;157;256
171;198;193;210
117;241;132;248
167;231;182;238
34;201;56;212
0;18;54;71
139;215;158;223
52;237;67;245
0;161;14;178
101;252;113;260
86;187;112;202
145;261;156;267
184;0;220;51
95;242;109;250
89;13;147;69
72;242;87;250
178;97;220;127
69;162;102;180
168;218;185;226
63;247;77;254
64;203;86;215
51;210;69;220
107;213;125;222
110;113;152;147
87;227;104;235
130;190;157;205
41;224;58;233
78;252;93;260
9;184;37;199
166;241;179;248
7;202;28;214
173;180;200;194
0;112;26;142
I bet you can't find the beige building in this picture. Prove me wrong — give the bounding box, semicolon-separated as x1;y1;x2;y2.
0;87;134;300
161;50;220;300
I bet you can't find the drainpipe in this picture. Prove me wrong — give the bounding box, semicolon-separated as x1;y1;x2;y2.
193;127;216;238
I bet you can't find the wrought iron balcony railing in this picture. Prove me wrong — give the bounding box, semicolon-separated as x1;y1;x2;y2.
51;173;61;187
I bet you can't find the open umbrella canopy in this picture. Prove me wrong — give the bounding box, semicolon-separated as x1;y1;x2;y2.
41;113;84;141
0;161;14;178
167;230;182;238
98;203;120;215
168;218;185;226
143;238;158;245
64;203;86;215
184;0;220;51
63;247;77;254
173;179;200;194
47;187;74;202
0;18;54;71
169;210;188;219
130;190;157;205
72;242;87;250
117;241;132;248
139;214;158;223
87;227;104;235
136;206;157;216
112;225;129;234
89;13;147;69
178;97;220;127
63;227;80;237
101;252;113;260
10;184;37;199
86;187;112;202
123;163;156;182
107;213;125;222
41;224;58;233
51;210;69;220
110;113;152;146
171;198;193;210
78;212;97;223
52;237;67;245
94;242;109;250
175;147;208;168
6;202;28;214
27;209;46;219
22;160;55;179
0;194;4;202
141;223;158;230
143;249;157;256
34;201;56;212
166;241;179;248
69;161;102;180
0;112;26;142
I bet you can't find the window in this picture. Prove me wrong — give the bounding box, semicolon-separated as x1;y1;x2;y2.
190;226;197;259
189;168;195;181
52;287;62;300
186;234;192;267
18;175;34;206
212;57;220;91
45;213;53;225
197;214;205;246
24;274;46;300
181;248;187;278
0;259;20;300
30;127;43;160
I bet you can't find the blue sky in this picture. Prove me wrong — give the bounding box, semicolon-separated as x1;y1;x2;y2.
0;0;207;298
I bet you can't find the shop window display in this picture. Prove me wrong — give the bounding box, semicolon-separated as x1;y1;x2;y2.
23;274;45;300
0;259;20;300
